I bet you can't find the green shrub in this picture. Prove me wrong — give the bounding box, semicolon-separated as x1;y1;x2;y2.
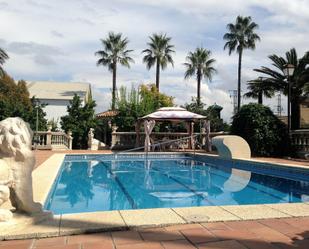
231;103;289;156
61;95;97;149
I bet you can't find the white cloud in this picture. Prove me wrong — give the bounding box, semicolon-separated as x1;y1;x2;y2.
0;0;308;122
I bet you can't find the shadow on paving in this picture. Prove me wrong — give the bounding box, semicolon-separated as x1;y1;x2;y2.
1;216;309;249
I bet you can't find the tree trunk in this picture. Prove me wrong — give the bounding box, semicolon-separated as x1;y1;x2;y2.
197;69;201;105
258;91;263;105
155;59;160;91
291;96;301;130
237;48;243;112
112;62;117;110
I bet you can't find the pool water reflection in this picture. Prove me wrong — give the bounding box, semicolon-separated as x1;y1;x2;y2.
45;156;309;214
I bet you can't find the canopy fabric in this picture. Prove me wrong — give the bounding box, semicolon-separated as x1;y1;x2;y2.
144;120;156;152
140;107;206;121
203;120;212;152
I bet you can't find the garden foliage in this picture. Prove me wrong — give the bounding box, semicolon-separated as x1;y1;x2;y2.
231;103;289;156
0;73;47;130
184;97;229;132
113;84;174;131
61;94;97;149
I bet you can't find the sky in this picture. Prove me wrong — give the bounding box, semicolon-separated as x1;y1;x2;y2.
0;0;308;122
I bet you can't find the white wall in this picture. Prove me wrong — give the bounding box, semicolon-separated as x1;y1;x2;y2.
40;99;70;127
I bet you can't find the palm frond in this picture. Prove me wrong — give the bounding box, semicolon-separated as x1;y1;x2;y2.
142;33;175;71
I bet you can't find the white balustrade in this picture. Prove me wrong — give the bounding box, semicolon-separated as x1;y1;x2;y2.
290;130;309;156
32;131;72;150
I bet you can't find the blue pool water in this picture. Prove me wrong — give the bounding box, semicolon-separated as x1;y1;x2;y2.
45;154;309;214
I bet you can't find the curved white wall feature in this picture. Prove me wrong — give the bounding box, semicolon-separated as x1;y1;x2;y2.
212;135;251;159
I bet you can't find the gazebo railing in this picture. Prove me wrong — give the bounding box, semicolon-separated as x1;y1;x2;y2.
111;131;226;150
114;134;201;158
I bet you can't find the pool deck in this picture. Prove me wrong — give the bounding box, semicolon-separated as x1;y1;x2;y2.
0;150;309;248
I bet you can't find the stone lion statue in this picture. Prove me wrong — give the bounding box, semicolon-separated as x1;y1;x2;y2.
0;117;43;221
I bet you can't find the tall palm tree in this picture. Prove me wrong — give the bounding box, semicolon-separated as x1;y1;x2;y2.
184;47;217;105
95;32;134;110
223;15;260;112
244;78;275;104
0;47;9;77
254;48;309;129
142;33;175;91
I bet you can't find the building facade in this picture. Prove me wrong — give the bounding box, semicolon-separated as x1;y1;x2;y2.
27;81;92;127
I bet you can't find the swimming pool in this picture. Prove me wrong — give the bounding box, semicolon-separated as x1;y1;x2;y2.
45;154;309;214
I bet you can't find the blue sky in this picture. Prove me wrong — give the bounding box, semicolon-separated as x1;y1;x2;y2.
0;0;308;121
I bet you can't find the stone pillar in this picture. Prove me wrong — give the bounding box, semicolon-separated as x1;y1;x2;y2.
88;128;94;150
46;125;52;149
67;130;73;150
111;125;118;149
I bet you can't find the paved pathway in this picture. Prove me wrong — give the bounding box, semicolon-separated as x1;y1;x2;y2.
1;217;308;248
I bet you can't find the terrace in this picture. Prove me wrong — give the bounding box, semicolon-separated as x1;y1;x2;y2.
0;150;308;249
1;3;309;248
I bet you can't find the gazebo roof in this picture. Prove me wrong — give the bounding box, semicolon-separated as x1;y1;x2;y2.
96;110;119;119
140;107;206;121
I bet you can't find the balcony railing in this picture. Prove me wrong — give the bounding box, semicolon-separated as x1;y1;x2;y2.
32;130;72;150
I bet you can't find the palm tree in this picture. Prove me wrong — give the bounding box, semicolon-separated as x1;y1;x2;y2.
223;15;260;112
95;32;134;110
254;48;309;129
142;33;175;91
244;78;275;104
0;47;9;77
184;47;217;105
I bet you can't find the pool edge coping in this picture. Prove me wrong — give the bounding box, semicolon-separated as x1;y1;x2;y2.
1;152;309;240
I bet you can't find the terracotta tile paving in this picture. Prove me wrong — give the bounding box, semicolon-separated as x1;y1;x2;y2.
210;228;258;241
34;237;66;247
82;240;114;249
259;218;306;238
140;228;185;241
111;230;143;245
201;222;230;231
1;216;308;248
161;239;196;249
239;240;279;249
116;241;164;249
180;227;219;244
198;240;248;249
67;233;112;245
223;220;266;230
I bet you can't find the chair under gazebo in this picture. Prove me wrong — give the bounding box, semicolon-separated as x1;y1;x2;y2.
135;107;211;152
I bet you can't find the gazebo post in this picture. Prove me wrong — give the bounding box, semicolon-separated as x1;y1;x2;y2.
191;121;194;150
186;121;194;150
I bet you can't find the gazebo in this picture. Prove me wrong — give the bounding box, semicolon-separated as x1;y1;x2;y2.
136;107;211;151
